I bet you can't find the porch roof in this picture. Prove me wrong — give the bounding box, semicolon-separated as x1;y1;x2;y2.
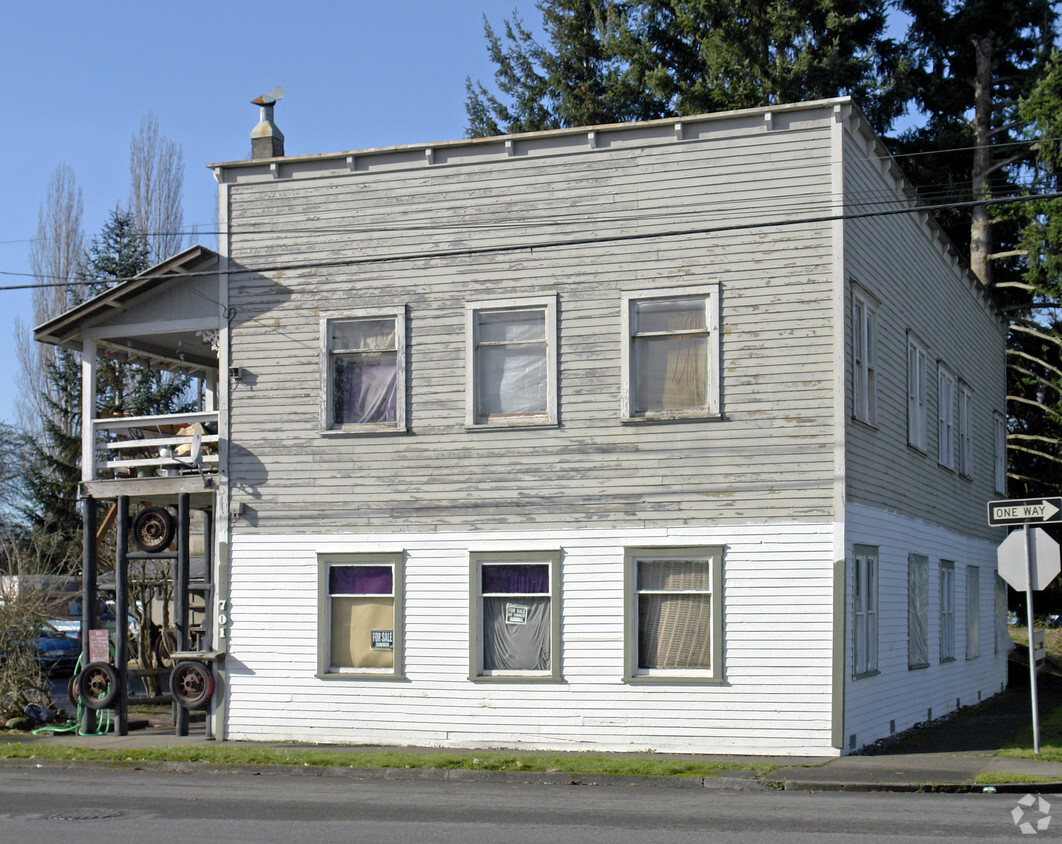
34;245;222;376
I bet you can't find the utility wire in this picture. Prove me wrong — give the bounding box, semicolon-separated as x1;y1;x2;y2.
2;188;1060;292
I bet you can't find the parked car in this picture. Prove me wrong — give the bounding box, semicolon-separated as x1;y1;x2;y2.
0;623;81;676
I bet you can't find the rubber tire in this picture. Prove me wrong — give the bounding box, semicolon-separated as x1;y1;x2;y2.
78;662;120;710
132;505;176;553
170;660;215;709
67;671;80;707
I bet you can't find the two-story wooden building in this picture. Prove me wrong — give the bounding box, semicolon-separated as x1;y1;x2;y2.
37;98;1009;755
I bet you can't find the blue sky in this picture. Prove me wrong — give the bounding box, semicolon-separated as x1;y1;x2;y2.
0;0;536;426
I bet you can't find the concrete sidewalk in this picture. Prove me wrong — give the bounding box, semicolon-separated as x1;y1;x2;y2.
5;720;1062;793
5;674;1062;793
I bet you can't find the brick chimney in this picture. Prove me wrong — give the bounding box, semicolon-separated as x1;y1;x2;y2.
250;87;285;160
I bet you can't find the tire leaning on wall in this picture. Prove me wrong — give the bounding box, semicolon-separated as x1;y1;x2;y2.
170;660;215;709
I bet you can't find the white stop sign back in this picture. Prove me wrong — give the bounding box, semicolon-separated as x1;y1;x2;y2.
998;528;1061;591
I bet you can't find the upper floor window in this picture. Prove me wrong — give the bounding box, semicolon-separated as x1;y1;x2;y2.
466;296;557;427
622;285;720;421
937;364;956;470
959;382;973;478
852;291;877;424
321;309;406;433
907;334;928;451
994;411;1007;494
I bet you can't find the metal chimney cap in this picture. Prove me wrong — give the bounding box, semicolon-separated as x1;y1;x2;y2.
252;86;285;106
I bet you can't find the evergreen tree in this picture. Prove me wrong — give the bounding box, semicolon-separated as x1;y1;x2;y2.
466;0;911;137
1003;50;1062;497
896;0;1057;279
83;209;193;420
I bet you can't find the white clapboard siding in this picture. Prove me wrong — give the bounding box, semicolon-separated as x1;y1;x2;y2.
841;128;1007;544
842;502;1007;750
222;110;839;535
224;523;838;755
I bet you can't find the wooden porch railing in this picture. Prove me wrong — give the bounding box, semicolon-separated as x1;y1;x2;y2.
90;411;219;479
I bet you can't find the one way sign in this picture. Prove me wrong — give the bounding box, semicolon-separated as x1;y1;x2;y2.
988;497;1062;526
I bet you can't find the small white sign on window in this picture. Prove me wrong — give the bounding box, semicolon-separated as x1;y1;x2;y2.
505;604;529;625
371;629;394;650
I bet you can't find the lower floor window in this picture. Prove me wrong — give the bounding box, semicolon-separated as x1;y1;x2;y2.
854;545;878;677
471;551;561;680
624;546;723;682
318;553;403;677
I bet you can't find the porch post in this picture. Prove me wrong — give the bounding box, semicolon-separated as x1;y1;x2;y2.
175;493;190;736
81;339;96;483
79;496;98;733
115;496;129;735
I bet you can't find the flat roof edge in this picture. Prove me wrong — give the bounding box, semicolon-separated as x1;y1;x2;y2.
207;97;852;170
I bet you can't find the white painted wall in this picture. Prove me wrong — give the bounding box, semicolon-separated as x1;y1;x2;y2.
843;501;1008;751
223;522;839;756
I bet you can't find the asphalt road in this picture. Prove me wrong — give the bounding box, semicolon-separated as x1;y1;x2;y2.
0;764;1045;843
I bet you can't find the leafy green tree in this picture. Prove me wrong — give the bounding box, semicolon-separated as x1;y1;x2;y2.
466;0;912;137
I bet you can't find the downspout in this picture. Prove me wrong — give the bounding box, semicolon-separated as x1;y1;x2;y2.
212;168;232;741
830;103;849;753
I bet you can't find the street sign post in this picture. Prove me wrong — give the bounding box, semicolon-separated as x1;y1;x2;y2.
992;499;1062;755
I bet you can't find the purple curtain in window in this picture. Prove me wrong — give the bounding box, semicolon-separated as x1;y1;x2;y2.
329;565;393;596
481;564;549;594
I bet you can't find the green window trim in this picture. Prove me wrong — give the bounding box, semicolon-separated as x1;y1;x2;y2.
469;550;562;682
317;551;405;681
623;545;724;685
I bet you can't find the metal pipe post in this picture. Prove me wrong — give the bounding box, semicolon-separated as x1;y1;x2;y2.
1025;523;1041;754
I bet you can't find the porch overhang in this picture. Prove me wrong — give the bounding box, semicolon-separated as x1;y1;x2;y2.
34;244;223;377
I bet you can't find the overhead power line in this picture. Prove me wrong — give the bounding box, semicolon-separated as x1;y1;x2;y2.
2;188;1060;293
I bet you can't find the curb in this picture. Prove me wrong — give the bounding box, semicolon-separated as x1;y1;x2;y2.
767;778;1062;794
0;756;770;790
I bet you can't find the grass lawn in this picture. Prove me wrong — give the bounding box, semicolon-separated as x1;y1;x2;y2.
0;739;772;778
997;625;1062;762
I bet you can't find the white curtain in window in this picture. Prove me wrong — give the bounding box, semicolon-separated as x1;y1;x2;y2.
477;310;546;417
633;299;706;412
637;559;712;670
332;319;397;424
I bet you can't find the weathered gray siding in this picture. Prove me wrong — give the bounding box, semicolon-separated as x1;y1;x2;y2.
221;108;840;534
841;125;1007;543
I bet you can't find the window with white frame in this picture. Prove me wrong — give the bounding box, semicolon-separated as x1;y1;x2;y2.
940;560;955;662
318;553;403;678
854;545;879;677
907;335;928;451
994;411;1007;494
321;309;405;432
466;296;557;426
624;546;723;682
853;291;877;424
959;383;973;477
470;551;560;679
966;565;980;659
938;364;957;469
908;553;929;669
622;285;720;420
